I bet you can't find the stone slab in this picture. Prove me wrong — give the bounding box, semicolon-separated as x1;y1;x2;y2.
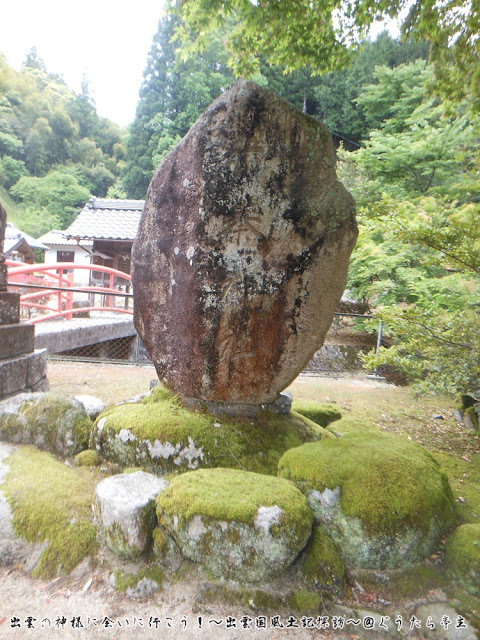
0;323;35;359
34;317;136;354
0;349;48;398
26;349;48;388
0;292;20;325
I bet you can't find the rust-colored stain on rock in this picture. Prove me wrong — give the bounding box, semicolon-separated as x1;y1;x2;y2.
133;80;357;406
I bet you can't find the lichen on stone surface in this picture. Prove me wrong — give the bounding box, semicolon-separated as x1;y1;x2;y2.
0;392;92;456
3;446;97;578
94;471;168;559
278;431;456;569
156;468;313;582
90;388;330;475
445;523;480;596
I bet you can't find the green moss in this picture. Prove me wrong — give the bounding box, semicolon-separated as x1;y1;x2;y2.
201;583;288;611
278;431;455;538
142;386;179;404
297;527;345;595
326;415;380;436
445;524;480;596
75;450;100;466
113;566;163;593
355;565;445;601
201;582;322;613
287;589;322;614
158;468;311;529
0;393;92;456
4;446;98;578
465;407;479;430
459;394;477;410
157;468;313;582
434;452;480;524
92;392;328;475
292;401;341;427
152;527;168;553
446;587;480;633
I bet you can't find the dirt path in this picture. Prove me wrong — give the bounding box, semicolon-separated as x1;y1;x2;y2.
0;566;360;640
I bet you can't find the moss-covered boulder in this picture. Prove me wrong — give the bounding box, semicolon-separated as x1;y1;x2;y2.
94;471;169;559
0;392;92;456
292;401;341;428
278;432;455;570
296;526;346;596
445;524;480;596
156;468;313;582
90;387;333;476
75;449;100;467
464;406;479;431
3;446;97;578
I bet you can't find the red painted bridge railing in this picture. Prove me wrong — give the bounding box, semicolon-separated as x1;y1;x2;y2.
6;260;133;324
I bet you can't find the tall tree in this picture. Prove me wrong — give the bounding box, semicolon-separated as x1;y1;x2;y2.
171;0;479;108
123;14;234;198
0;53;126;232
336;64;480;394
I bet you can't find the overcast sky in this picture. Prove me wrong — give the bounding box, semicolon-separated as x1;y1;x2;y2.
1;0;165;127
1;2;400;129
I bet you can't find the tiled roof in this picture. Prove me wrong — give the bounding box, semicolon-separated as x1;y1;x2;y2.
37;229;94;247
64;198;145;241
5;223;48;251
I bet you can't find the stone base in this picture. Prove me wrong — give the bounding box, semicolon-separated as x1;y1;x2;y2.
183;391;293;418
0;292;20;325
0;349;49;399
0;323;34;359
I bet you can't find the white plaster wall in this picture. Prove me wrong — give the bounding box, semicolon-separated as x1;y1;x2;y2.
43;246;92;286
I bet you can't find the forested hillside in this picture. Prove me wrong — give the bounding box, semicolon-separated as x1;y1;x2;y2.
0;49;126;236
123;17;429;198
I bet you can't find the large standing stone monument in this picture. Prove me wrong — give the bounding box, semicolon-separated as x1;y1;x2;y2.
0;202;48;399
133;81;357;409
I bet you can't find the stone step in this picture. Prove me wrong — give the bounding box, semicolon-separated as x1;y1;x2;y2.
0;350;48;397
0;323;34;360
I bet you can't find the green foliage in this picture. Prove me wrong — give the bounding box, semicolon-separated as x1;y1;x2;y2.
312;34;429;144
0;156;28;188
123;13;234;198
353;62;480;199
337;57;480;395
362;305;480;395
171;0;479;107
172;0;360;76
0;53;126;234
10;169;91;232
